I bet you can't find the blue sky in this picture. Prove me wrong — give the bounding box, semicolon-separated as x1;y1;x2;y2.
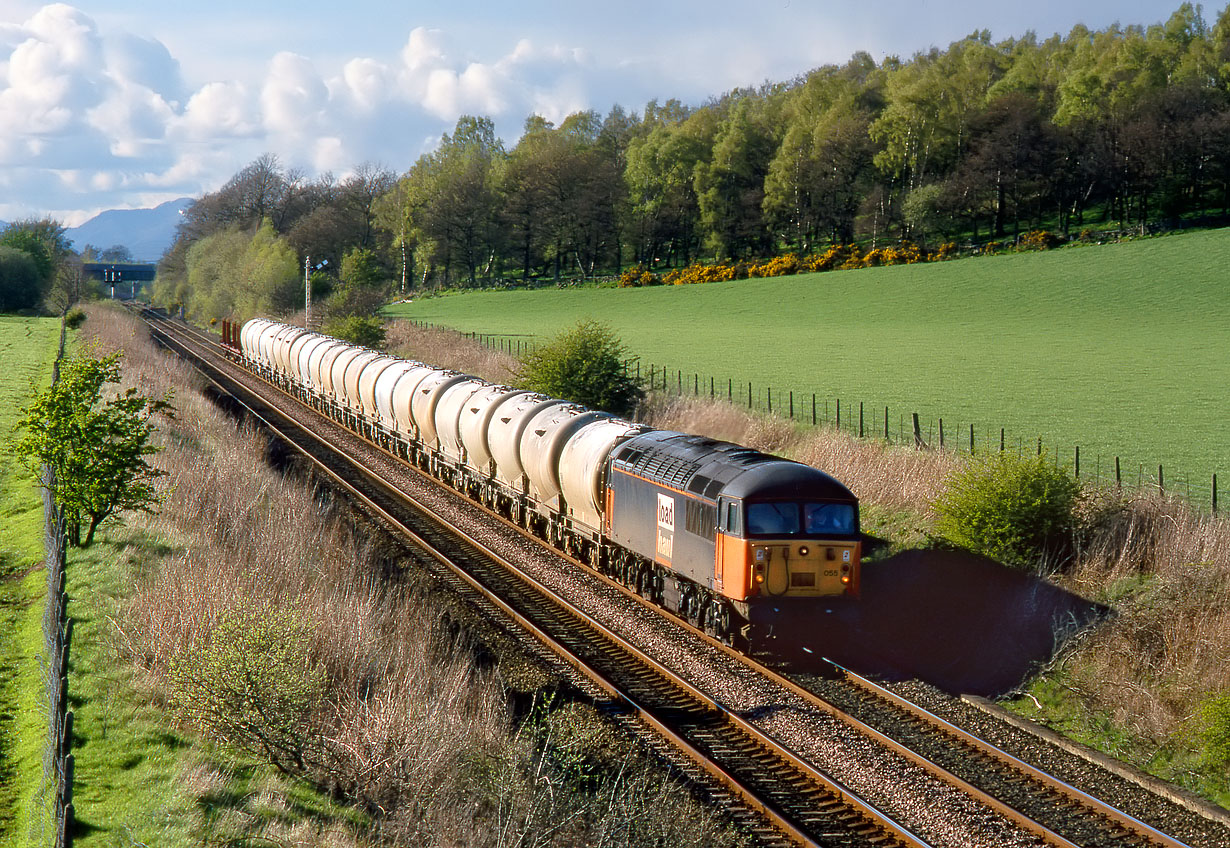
0;1;1203;224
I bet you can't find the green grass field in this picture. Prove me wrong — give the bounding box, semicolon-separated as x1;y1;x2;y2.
0;315;64;846
387;229;1230;501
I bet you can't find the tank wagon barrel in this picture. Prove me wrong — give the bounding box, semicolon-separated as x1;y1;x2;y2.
234;317;861;649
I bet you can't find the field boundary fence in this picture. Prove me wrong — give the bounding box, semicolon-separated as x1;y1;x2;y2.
41;318;75;848
403;319;1221;514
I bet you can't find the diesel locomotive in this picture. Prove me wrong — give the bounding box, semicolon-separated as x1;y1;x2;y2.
229;317;861;648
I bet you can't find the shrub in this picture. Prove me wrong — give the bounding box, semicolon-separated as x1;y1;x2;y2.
1197;694;1230;767
321;314;387;349
618;265;662;287
932;451;1082;571
64;307;87;329
518;320;644;416
169;602;326;776
1020;230;1063;251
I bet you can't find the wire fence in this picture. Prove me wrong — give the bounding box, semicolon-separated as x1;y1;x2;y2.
41;318;74;848
42;469;74;848
405;319;1222;514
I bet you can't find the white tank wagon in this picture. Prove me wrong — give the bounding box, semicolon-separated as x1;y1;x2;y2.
270;326;310;382
458;386;528;476
307;338;347;396
488;395;564;492
286;331;322;382
258;322;291;377
410;371;470;452
433;378;491;467
239;318;275;370
388;364;439;441
354;356;401;437
559;419;646;540
325;345;367;409
520;404;610;508
373;361;426;443
295;335;334;391
338;349;383;426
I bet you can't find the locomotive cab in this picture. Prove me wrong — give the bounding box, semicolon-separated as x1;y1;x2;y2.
715;463;861;602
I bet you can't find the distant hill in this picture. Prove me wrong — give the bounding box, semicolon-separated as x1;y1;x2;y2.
65;198;192;262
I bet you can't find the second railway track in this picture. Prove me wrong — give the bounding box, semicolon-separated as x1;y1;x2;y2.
139;308;1224;848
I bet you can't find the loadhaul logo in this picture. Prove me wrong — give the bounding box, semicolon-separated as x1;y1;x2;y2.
656;493;674;562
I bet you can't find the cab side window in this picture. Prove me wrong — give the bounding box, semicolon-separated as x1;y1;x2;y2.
720;500;742;535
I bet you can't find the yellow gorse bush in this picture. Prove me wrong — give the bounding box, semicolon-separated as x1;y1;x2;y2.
613;236;1052;292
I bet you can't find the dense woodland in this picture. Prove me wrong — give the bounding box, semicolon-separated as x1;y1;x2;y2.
152;3;1230;320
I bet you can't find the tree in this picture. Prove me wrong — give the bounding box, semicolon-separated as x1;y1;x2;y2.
99;245;133;262
320;315;386;349
14;350;174;546
518;320;643;416
0;245;42;312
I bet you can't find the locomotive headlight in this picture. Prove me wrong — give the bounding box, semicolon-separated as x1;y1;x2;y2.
798;546;809;557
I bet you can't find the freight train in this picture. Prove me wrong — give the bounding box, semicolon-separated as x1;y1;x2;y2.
227;318;861;649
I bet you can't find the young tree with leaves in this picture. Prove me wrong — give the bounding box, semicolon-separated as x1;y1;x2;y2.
518;320;643;416
14;350;174;547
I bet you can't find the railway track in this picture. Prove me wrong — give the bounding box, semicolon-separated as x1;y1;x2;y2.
136;308;1211;848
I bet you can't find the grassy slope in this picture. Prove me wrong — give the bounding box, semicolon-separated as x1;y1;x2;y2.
0;316;63;847
389;229;1230;498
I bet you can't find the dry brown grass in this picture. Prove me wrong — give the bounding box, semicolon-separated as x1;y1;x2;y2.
83;304;743;847
384;319;521;385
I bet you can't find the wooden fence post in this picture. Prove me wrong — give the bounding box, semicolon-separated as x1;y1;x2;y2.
939;418;944;449
836;398;841;430
1075;446;1080;478
1115;456;1121;488
912;413;923;448
969;424;974;454
767;387;772;413
1159;465;1164;493
1000;428;1005;452
859;402;864;438
1214;474;1218;513
885;407;889;441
